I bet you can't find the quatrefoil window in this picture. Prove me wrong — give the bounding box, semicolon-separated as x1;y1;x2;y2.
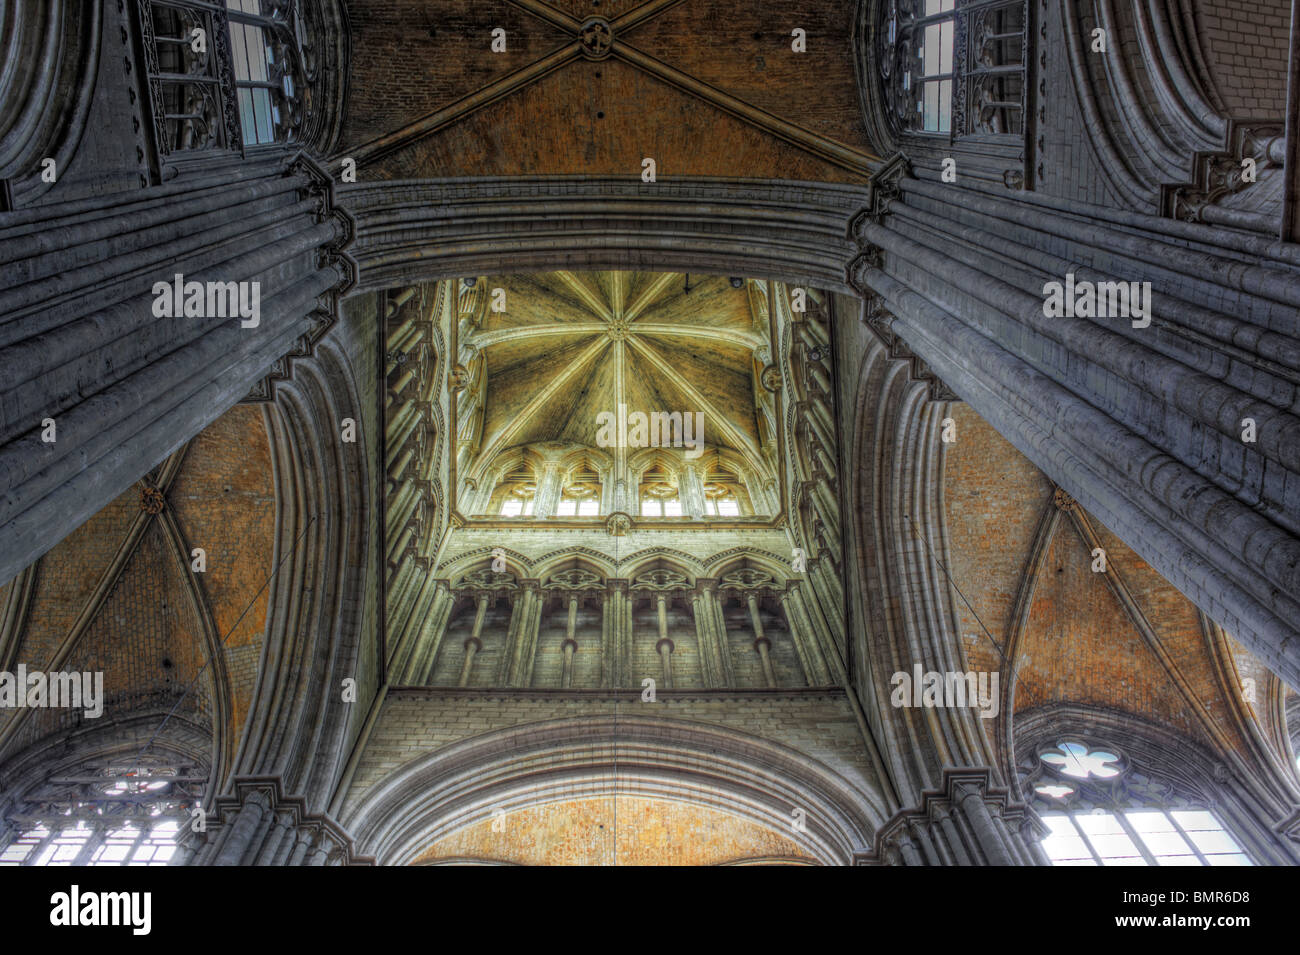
1040;741;1121;780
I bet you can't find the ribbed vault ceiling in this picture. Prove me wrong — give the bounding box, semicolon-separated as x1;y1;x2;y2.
461;271;774;482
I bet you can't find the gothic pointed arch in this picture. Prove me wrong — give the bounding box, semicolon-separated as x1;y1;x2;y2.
0;0;102;208
341;716;883;866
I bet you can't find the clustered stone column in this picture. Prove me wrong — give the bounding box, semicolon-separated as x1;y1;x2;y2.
746;593;777;687
0;153;356;585
384;282;449;685
849;159;1300;687
187;779;369;866
690;581;735;687
779;586;834;686
602;581;632;687
501;582;543;686
780;296;846;671
866;770;1045;866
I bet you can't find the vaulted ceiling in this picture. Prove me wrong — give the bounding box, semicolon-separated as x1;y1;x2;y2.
0;405;276;776
337;0;878;180
942;405;1295;773
459;271;776;484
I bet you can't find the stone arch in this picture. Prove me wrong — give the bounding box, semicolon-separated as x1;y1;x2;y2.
235;335;373;812
558;446;613;475
532;550;615;583
710;552;792;587
439;548;531;583
1286;695;1300;781
342;180;866;296
846;336;995;807
342;716;881;866
627;446;686;483
692;447;765;516
0;0;102;207
619;550;701;584
1012;703;1300;864
475;445;545;515
1056;0;1286;215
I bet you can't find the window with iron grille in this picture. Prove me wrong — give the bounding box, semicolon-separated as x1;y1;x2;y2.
135;0;316;158
0;761;204;867
881;0;1027;139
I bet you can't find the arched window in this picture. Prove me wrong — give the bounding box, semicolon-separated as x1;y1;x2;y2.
703;482;740;517
228;0;284;146
556;461;602;516
137;0;315;156
702;464;751;516
883;0;956;134
1030;740;1252;866
915;0;956;133
0;760;203;867
638;463;680;517
881;0;1027;140
499;483;536;517
556;485;600;516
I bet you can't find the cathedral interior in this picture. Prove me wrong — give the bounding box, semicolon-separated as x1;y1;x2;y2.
0;0;1298;871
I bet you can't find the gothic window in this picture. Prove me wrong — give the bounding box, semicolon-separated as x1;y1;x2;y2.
965;0;1026;136
703;482;740;517
639;464;681;517
556;463;602;516
139;1;230;153
881;0;1027;140
136;0;316;158
499;483;536;517
227;1;280;145
0;762;203;867
702;465;751;516
556;485;600;516
917;0;956;133
640;485;681;517
1029;740;1252;866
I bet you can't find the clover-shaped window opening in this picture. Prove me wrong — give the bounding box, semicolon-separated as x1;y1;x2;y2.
1032;742;1252;866
1040;740;1122;781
